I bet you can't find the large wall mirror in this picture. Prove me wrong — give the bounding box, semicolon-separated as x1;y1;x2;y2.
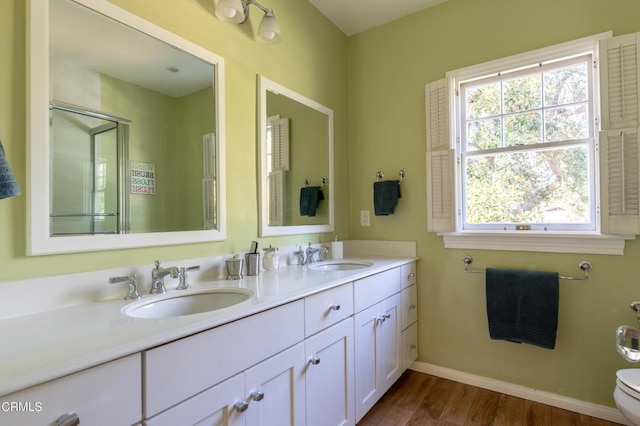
28;0;226;255
258;76;334;236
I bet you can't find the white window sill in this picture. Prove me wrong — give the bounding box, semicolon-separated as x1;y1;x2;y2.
439;232;634;255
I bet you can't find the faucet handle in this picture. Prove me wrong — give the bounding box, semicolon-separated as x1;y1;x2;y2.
177;265;200;290
109;273;140;300
154;260;161;269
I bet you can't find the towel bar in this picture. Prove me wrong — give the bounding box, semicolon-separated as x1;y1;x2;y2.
463;256;591;281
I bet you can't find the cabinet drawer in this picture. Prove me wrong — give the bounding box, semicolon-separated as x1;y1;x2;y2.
304;283;353;337
145;373;244;426
144;300;305;417
401;262;417;289
401;284;418;331
402;322;418;371
1;354;141;426
354;267;401;313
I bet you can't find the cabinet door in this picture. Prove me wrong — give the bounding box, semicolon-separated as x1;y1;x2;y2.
354;293;402;422
145;374;245;426
244;343;306;426
305;318;355;426
401;284;418;331
402;321;419;371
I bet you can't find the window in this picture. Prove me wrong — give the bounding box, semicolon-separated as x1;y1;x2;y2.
425;31;640;254
460;54;596;231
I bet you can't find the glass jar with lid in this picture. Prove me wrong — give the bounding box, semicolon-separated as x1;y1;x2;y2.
262;245;279;271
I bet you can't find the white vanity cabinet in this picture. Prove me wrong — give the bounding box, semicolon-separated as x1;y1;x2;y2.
353;268;403;422
0;354;141;426
304;283;355;426
143;300;305;420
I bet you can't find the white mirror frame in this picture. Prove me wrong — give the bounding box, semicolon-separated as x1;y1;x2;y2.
27;0;226;255
258;76;334;237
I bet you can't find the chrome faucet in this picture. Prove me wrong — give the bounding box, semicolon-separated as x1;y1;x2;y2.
150;260;179;294
293;246;306;265
305;243;328;264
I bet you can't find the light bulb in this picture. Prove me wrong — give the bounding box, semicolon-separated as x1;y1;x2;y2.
223;7;237;18
262;31;275;41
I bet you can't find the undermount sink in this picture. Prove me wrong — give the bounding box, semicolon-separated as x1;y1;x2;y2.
123;288;253;319
308;260;373;271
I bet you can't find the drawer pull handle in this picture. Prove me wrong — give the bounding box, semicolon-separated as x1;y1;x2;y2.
409;304;416;310
408;272;415;279
329;303;341;311
309;355;321;365
56;412;80;426
410;344;417;349
235;391;265;412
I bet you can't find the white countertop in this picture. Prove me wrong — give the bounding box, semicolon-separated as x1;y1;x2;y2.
0;256;414;397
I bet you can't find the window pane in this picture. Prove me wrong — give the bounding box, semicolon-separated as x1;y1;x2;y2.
467;118;502;150
503;73;541;113
544;62;588;107
504;111;542;146
466;82;501;119
465;146;589;224
544;103;589;142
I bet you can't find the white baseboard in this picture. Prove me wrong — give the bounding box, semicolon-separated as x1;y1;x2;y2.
410;361;629;425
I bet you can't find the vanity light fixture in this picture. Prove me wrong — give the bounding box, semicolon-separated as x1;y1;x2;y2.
215;0;282;44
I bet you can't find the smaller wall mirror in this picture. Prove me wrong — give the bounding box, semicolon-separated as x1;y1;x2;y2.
258;76;334;237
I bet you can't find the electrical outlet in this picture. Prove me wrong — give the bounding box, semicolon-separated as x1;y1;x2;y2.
360;210;370;227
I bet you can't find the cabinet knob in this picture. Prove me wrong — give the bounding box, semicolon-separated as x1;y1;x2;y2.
410;344;417;350
329;303;341;311
409;304;416;310
376;313;391;323
309;355;321;365
235;390;265;412
251;391;265;402
235;401;249;413
56;412;80;426
408;272;415;279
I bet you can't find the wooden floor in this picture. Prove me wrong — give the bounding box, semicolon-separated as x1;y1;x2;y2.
358;370;623;426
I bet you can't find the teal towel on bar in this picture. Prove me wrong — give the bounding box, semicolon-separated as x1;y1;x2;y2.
0;140;20;200
373;180;401;215
486;268;559;349
299;186;324;216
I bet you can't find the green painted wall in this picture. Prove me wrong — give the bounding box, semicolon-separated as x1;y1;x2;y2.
0;0;348;279
348;0;640;407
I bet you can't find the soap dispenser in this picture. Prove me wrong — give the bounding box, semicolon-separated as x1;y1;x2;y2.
262;245;279;271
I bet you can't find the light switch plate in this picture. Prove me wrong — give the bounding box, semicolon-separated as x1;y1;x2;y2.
360;210;370;227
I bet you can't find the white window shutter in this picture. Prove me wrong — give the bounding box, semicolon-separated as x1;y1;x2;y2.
271;118;290;171
600;32;640;235
600;33;640;130
268;170;285;226
425;78;455;232
601;128;640;234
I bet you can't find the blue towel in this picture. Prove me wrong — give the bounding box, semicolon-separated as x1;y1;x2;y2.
373;180;401;216
0;141;20;200
486;268;559;349
299;186;324;216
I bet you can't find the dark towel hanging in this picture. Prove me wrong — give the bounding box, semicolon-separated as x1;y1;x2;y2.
299;186;324;216
373;180;401;216
486;268;559;349
0;141;20;200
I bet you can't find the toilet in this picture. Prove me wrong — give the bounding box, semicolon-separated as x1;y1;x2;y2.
615;369;640;425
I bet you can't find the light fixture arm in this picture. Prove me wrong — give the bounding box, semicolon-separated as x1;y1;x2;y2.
237;0;272;23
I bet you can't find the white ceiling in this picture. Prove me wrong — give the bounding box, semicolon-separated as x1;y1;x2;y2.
308;0;449;36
